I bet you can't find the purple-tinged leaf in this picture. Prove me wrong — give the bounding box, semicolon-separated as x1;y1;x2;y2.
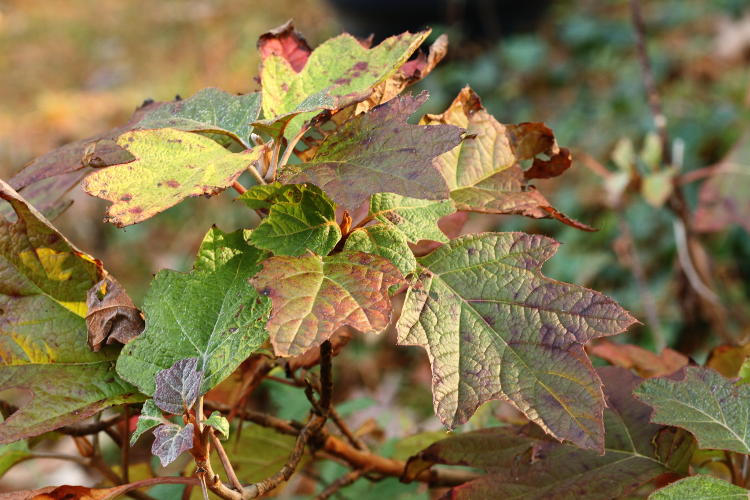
153;358;203;415
151;423;194;467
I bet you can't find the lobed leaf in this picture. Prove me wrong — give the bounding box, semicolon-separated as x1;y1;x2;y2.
259;22;429;139
153;358;203;415
82;128;264;226
421;87;593;231
0;180;140;443
204;411;230;440
396;232;637;450
130;399;163;445
116;227;271;396
194;226;253;273
649;475;750;499
406;367;694;500
248;184;341;256
152;422;194;467
369;193;456;243
282;93;462;212
251;251;404;357
344;225;416;276
634;366;750;454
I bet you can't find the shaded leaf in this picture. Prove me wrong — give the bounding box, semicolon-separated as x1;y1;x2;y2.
0;180;139;443
153;358;203;415
230;425;298;482
642;168;676;208
369;193;455;244
130;399;163;445
251;251;404;357
406;367;694;500
589;340;688;378
259;23;429;139
421;87;593;231
152;422;194;467
86;278;144;352
396;233;637;450
116;227;271;396
282;93;462;211
82;128;264;227
0;415;30;478
239;181;310;210
1;484;127;500
135;88;262;148
249;184;341;256
344;225;416;276
694;131;750;234
706;343;750;378
649;475;749;500
634;366;750;454
204;411;230;440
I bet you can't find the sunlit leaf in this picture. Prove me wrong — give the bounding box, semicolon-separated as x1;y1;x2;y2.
251;251;404;357
397;233;636;450
369;193;455;244
590;340;688;378
204;411;229;440
344;225;416;276
649;475;749;500
82;128;264;226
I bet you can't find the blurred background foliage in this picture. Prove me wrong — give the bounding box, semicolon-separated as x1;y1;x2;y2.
2;0;750;496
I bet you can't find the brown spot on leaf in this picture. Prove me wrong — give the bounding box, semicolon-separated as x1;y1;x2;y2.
166;180;180;188
128;207;143;214
353;61;369;71
120;194;132;202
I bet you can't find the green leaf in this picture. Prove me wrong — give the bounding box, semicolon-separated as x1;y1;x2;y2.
281;93;462;212
116;227;271;396
131;400;163;445
194;226;253;273
421;87;593;231
0;180;140;444
634;366;750;454
204;412;230;440
153;358;203;415
152;423;193;467
249;184;341;256
396;233;637;450
135;88;261;148
344;225;416;276
229;425;298;482
259;24;429;139
251;251;404;357
82;128;264;227
369;193;455;244
649;475;749;500
406;367;695;500
0;415;30;478
239;182;307;210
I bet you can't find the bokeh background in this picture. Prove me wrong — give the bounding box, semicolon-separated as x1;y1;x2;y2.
2;0;750;496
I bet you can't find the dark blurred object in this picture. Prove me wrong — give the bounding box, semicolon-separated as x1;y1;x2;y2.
326;0;552;43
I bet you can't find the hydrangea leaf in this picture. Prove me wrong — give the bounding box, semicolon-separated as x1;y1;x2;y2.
281;93;462;212
82;128;264;227
230;425;298;482
0;180;140;444
135;88;261;148
344;225;416;276
130;399;163;445
239;182;308;210
152;423;194;467
251;251;404;357
406;367;695;500
396;233;637;451
649;475;749;500
0;415;30;478
259;23;429;139
421;87;593;231
257;20;311;72
369;193;456;243
116;228;271;396
634;366;750;454
249;184;341;256
153;358;203;415
194;226;253;273
204;411;230;440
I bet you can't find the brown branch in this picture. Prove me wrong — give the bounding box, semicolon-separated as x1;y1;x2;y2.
328;407;368;451
58;415;124;436
122;404;130;483
232;180;248;195
211;430;244;493
315;468;368;500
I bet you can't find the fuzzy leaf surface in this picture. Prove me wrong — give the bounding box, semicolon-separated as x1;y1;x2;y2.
194;226;253;273
369;193;455;243
135;88;262;148
116;228;270;396
204;411;230;440
153;357;203;415
406;367;694;500
344;225;416;275
251;251;403;357
249;184;340;256
396;233;636;450
260;24;428;138
649;475;749;500
422;87;592;231
152;423;194;467
634;366;750;454
0;180;139;443
82;128;263;226
130;399;163;445
282;93;462;211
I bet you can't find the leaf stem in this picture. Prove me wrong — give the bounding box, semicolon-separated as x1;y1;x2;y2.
210;430;244;493
278;126;309;172
122;404;130;483
265;139;283;182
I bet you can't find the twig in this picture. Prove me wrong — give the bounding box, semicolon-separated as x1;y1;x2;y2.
211;430;244;493
265;139;283;182
328;407;368;451
318;341;333;414
122;404;130;483
672;219;721;306
232;181;248;195
58;415;125;436
315;468;369;500
278;126;309;172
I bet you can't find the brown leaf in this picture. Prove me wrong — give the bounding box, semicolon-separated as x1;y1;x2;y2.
257;20;311;73
705;343;750;377
3;484;119;500
589;340;688;378
86;278;145;352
